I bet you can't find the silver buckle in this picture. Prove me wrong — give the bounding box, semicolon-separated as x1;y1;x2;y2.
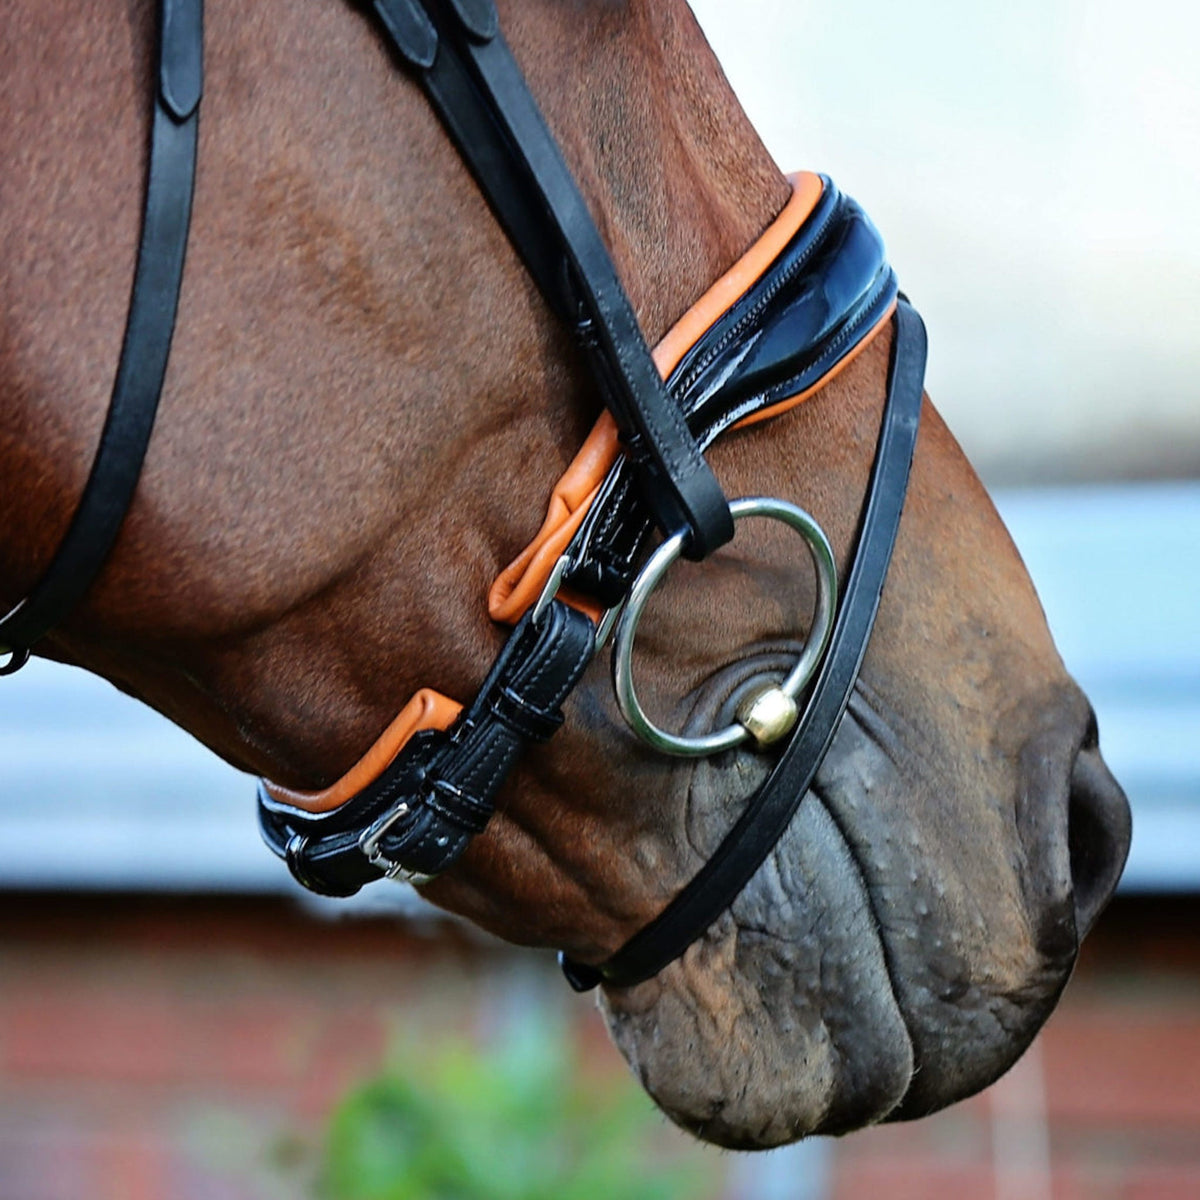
358;803;436;887
357;556;622;889
531;555;623;652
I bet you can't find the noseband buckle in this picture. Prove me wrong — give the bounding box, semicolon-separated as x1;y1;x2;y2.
532;554;624;652
611;496;838;758
359;802;437;887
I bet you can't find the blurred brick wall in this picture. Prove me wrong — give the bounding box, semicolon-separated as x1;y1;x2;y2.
0;894;1196;1200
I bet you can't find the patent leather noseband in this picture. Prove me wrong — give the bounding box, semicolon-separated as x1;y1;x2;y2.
5;0;928;992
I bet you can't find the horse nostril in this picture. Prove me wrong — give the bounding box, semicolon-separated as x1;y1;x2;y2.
1067;737;1132;938
1081;704;1099;752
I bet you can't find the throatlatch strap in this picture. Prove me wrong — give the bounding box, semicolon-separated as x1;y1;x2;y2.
0;0;202;672
372;0;734;558
559;300;927;992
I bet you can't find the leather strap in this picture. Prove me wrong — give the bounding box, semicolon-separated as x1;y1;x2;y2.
563;181;897;607
0;0;202;672
559;299;927;991
371;0;734;558
259;599;596;896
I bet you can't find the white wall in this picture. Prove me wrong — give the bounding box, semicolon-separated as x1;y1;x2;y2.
691;0;1200;483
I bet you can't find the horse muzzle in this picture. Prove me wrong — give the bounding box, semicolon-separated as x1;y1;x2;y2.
596;673;1130;1147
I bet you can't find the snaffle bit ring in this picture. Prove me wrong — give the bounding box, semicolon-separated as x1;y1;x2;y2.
612;496;838;758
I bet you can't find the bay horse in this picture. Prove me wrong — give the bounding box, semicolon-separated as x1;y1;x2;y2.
1;0;1131;1148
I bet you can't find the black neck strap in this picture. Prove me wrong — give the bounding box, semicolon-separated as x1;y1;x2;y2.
0;0;202;673
560;299;926;991
372;0;734;559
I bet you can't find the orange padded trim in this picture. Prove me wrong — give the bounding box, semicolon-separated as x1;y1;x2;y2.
489;171;826;624
261;688;462;815
651;171;826;382
487;413;619;625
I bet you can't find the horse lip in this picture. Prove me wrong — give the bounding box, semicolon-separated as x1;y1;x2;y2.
604;723;916;1146
674;662;1122;1132
634;652;922;1141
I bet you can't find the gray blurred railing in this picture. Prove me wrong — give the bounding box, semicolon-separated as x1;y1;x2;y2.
1;483;1196;894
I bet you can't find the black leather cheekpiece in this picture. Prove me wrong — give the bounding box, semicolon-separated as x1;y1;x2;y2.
370;0;735;560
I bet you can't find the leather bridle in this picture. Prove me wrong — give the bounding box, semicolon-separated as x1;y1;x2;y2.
2;0;927;992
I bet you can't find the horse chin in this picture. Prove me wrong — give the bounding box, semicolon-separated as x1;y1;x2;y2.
596;661;1123;1149
599;777;915;1148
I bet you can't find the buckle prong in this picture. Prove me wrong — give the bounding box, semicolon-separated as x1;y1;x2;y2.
531;554;622;655
358;803;436;886
530;556;570;627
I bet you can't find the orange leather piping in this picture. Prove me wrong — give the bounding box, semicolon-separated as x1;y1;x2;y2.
263;170;891;816
263;689;461;814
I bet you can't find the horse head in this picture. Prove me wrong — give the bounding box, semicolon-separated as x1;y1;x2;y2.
1;0;1130;1147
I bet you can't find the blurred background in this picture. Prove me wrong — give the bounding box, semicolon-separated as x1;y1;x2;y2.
2;1;1197;1197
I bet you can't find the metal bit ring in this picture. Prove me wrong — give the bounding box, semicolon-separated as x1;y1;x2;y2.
612;496;838;758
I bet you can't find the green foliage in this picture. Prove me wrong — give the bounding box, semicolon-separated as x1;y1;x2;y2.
319;1021;710;1200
